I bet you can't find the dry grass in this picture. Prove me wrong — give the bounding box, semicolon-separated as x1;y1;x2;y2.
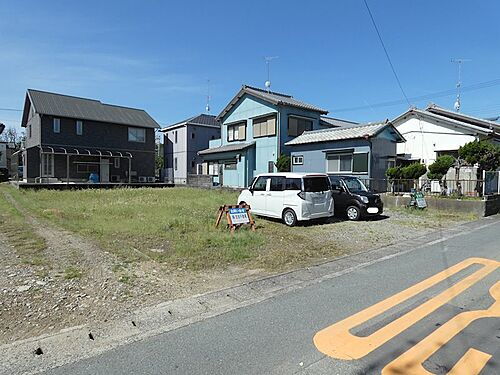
0;185;477;272
0;185;47;265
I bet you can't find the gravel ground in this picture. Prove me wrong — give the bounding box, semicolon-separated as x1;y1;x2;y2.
0;207;473;345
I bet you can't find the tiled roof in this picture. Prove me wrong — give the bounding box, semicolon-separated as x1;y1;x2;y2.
24;89;159;128
285;121;404;145
392;108;499;136
320;116;359;128
161;113;219;132
217;85;328;121
198;141;255;155
426;104;500;131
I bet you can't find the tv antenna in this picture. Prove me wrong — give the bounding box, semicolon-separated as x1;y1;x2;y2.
205;79;211;113
264;56;278;92
451;58;471;111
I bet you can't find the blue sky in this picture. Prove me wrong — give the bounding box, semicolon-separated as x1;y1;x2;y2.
1;0;500;132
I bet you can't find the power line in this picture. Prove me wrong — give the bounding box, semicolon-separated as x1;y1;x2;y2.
363;0;410;107
333;77;500;113
0;108;22;112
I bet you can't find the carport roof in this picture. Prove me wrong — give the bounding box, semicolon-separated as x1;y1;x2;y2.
285;121;405;146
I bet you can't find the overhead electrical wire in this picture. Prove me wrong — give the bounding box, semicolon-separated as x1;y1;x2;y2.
363;0;411;107
333;78;500;113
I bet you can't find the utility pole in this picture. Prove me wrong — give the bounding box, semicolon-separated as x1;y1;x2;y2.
451;58;471;111
264;56;278;92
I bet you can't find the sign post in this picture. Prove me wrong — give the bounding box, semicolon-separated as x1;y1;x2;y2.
215;204;256;233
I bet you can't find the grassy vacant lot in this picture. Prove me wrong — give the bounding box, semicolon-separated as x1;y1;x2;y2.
0;184;479;343
1;185;476;272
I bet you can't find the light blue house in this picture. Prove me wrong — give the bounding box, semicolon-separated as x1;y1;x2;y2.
199;85;333;187
285;121;406;191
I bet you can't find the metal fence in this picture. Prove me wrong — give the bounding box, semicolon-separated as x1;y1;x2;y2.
356;177;500;197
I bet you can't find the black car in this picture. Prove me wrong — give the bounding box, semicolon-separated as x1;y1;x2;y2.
329;175;383;220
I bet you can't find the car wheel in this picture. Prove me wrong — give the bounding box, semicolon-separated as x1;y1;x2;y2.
239;201;246;206
346;206;361;221
282;208;298;227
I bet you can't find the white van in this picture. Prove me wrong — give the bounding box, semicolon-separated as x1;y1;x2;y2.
237;173;334;226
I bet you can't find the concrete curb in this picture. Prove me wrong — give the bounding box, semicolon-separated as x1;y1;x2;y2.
2;215;499;375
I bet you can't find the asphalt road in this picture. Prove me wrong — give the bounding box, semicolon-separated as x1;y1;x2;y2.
44;218;500;375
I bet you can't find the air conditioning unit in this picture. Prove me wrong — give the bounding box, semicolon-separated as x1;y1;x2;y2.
147;176;155;183
138;176;147;183
111;175;120;182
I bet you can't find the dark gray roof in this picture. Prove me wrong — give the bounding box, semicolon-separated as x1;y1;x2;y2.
392;108;500;137
198;141;255;155
320;116;359;128
285;121;405;146
23;89;159;128
217;85;328;121
426;104;500;131
160;113;219;132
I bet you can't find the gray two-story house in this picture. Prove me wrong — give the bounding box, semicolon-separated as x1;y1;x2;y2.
20;89;160;183
161;114;220;184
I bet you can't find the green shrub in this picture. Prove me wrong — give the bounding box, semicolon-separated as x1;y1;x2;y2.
427;155;455;180
400;163;427;180
386;166;402;180
275;153;291;172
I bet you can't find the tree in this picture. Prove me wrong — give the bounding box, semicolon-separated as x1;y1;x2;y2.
458;140;500;176
0;126;21;145
400;163;427;179
275;153;291;172
427;155;455;180
385;166;402;181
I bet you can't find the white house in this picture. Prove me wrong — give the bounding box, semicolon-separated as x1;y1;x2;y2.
392;104;500;166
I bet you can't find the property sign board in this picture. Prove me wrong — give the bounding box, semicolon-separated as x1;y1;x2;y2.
415;192;427;208
229;207;250;225
215;204;256;233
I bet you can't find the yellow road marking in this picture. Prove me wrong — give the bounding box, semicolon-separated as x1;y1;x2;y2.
382;281;499;374
313;257;499;360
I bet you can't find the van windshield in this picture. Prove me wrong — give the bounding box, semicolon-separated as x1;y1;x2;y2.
303;177;330;192
343;177;368;192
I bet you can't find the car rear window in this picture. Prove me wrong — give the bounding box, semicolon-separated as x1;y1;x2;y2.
303;177;330;192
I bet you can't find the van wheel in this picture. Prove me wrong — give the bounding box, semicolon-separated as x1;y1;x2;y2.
239;201;246;206
283;209;297;227
346;206;361;221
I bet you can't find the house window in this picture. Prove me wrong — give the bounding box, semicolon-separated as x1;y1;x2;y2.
227;122;246;142
327;153;369;173
76;120;83;135
208;162;219;175
114;158;120;169
253;115;276;138
175;131;178;144
174;157;178;171
288;116;312;137
224;162;237;170
41;154;54;177
353;153;369;173
387;158;396;169
191;132;195;139
327;153;352;173
28;125;32;138
292;155;304;165
191;160;195;169
128;127;145;143
53;118;60;133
